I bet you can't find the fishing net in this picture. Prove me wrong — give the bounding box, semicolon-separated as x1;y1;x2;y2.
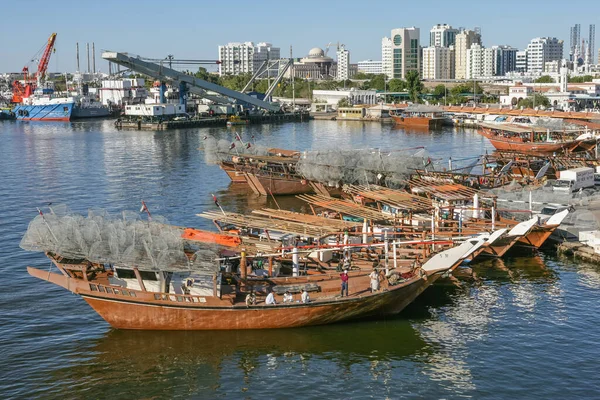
20;205;219;272
203;137;271;164
296;148;430;188
490;183;600;236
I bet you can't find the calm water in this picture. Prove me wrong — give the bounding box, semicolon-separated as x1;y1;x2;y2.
1;120;600;399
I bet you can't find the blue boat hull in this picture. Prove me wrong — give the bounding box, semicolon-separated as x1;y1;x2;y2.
12;102;73;121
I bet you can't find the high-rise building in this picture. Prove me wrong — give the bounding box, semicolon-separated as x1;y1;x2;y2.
570;24;581;62
454;30;481;79
336;45;350;81
526;37;564;73
253;42;280;75
381;37;393;79
598;48;600;64
422;46;455;79
492;45;518;76
390;27;420;79
218;42;280;76
466;43;494;79
589;24;596;64
430;24;459;47
357;60;383;75
516;50;528;72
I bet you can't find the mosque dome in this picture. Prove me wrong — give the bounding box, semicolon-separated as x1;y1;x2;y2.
308;47;325;58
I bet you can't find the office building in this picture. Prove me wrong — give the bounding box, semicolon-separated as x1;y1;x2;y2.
516;50;528;72
492;45;518;76
382;37;393;79
422;46;455;79
218;42;280;76
336;45;350;81
455;30;481;79
466;43;494;78
526;37;564;73
357;60;383;75
390;27;420;79
430;24;458;47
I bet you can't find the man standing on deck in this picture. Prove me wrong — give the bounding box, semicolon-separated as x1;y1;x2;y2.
265;290;277;305
340;269;349;297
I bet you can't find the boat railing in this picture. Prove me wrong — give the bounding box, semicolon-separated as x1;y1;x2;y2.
89;282;212;304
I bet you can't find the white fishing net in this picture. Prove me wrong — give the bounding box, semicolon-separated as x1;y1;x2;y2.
296;148;430;188
203;137;271;164
20;205;219;272
490;182;600;235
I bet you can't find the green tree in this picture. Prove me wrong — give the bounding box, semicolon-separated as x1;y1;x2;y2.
405;71;423;102
338;98;350;107
367;74;386;91
433;84;447;97
534;75;554;83
517;93;550;109
568;75;596;83
387;79;407;92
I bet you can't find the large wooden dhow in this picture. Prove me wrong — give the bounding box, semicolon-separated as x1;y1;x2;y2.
22;207;486;330
478;123;598;155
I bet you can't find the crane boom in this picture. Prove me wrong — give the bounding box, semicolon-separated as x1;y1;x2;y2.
36;33;57;84
102;51;281;112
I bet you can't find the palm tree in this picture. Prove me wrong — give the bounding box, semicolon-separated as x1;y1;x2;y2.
405;70;423;103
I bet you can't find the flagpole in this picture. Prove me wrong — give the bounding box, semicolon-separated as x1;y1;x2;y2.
37;207;59;243
212;193;227;216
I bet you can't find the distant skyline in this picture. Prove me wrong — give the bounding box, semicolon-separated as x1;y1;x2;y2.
0;0;598;73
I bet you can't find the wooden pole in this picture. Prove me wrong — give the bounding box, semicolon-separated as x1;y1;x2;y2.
268;256;273;277
133;267;147;292
240;249;247;281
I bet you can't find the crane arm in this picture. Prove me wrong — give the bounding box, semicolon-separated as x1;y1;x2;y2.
35;33;57;83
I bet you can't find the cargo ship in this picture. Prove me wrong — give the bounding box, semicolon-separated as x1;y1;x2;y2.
11;33;109;121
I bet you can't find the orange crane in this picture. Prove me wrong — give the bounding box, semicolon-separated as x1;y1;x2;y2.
12;33;57;103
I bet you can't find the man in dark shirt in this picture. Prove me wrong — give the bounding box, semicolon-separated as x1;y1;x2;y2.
340;269;349;297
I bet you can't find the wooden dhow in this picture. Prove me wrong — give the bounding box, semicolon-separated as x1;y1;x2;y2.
22;207;488;331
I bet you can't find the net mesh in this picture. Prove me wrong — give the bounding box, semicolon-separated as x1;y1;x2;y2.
490;182;600;236
296;148;430;188
20;205;219;272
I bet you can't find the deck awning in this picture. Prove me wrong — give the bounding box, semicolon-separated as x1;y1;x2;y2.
344;185;433;213
408;178;494;202
297;194;395;221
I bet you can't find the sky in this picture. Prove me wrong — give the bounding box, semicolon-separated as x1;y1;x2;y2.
0;0;598;73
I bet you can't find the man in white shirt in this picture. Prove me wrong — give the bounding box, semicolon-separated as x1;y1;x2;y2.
301;289;310;303
265;291;277;305
283;290;293;303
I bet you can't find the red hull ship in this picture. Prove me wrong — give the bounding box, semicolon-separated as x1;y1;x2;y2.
22;208;485;331
478;123;597;155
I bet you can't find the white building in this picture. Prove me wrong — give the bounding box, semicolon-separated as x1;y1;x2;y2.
526;37;564;73
499;82;533;105
312;89;378;108
336;45;350;81
218;42;280;76
390;27;421;79
422;46;455;79
492;45;518;76
430;24;458;47
466;43;494;79
455;30;481;79
99;78;147;106
516;50;528;72
253;42;280;74
357;60;383;75
382;37;393;79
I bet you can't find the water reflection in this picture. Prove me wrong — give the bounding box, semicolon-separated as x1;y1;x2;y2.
44;321;430;398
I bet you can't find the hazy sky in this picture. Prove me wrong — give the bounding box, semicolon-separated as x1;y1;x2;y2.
0;0;597;73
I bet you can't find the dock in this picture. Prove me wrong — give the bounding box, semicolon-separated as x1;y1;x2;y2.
115;112;310;130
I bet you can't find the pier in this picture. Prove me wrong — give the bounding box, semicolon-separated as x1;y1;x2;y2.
115;112;309;130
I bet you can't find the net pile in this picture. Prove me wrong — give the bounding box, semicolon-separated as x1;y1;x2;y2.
296;148;430;188
203;137;271;164
490;182;600;235
20;205;219;272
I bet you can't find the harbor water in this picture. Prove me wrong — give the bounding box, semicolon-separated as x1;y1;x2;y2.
1;120;600;398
